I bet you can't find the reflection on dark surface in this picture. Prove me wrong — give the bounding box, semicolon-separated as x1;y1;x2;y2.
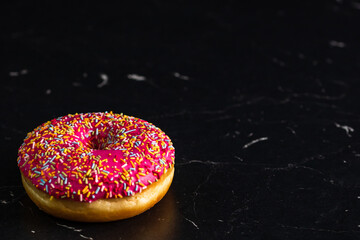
17;189;178;240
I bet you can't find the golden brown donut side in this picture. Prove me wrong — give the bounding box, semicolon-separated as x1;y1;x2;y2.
21;167;174;222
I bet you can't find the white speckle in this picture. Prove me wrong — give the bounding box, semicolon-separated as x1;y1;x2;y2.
329;40;346;48
9;191;14;197
83;72;88;78
173;72;190;80
243;137;269;149
0;200;9;204
357;196;360;199
286;127;296;135
45;89;51;95
9;72;19;77
31;230;35;234
9;69;28;77
97;73;109;88
345;209;349;212
218;219;224;222
20;69;28;75
127;74;146;81
334;122;354;137
343;160;347;163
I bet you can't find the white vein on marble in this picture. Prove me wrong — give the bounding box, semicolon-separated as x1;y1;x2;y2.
242;137;269;149
97;73;109;88
173;72;190;80
334;122;354;137
127;73;146;81
56;223;83;232
183;216;199;230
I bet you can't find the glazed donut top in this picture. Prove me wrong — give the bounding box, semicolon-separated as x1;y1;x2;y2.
17;112;175;203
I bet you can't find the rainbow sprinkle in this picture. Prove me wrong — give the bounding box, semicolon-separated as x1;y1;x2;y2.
17;112;175;203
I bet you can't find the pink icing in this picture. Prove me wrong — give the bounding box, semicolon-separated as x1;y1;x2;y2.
17;112;175;203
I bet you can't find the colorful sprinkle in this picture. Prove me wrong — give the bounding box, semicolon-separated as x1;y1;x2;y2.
17;112;175;202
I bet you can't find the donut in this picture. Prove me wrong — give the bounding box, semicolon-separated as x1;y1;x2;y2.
17;112;175;222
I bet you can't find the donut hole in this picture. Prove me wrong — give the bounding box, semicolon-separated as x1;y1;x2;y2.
83;126;129;151
88;139;102;150
87;135;110;150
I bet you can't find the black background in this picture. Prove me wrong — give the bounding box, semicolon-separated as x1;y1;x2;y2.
2;1;360;239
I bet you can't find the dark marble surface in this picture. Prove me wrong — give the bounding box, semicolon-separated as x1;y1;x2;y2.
2;1;360;239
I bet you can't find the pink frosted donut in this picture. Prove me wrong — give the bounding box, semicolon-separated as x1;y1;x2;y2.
17;112;175;222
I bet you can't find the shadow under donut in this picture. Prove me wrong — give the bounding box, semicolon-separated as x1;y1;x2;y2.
20;189;179;240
